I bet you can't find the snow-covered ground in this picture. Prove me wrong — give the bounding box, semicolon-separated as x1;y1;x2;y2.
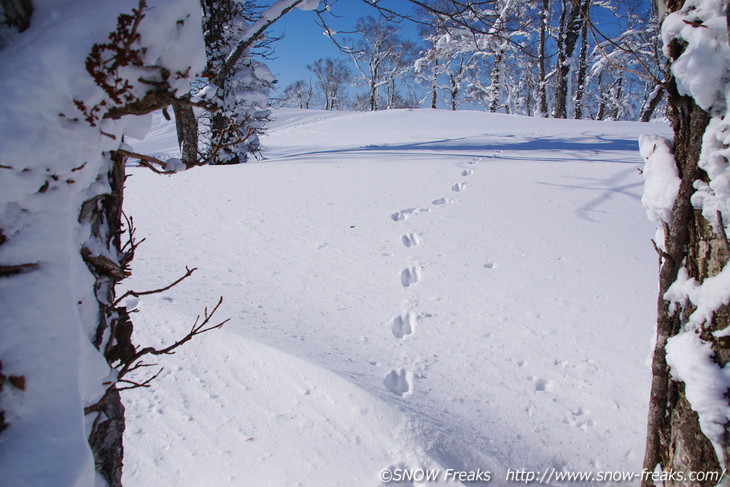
121;108;670;486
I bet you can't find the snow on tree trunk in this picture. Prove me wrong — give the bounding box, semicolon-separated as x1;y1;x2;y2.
642;0;730;483
640;83;666;123
0;1;205;485
488;49;504;113
199;0;274;164
537;0;550;117
573;4;589;120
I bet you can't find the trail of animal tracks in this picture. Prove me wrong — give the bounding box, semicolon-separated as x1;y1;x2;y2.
122;108;670;485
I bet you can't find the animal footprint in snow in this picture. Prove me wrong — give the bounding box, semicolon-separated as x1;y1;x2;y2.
392;312;417;338
452;183;466;192
432;197;451;206
401;266;421;287
384;369;411;396
401;233;419;248
528;376;553;392
566;408;595;430
461;169;474;177
391;207;429;222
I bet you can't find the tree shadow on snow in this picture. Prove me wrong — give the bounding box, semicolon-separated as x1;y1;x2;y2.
273;133;640;166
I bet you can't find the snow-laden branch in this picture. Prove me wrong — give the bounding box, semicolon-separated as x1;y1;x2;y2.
211;0;319;86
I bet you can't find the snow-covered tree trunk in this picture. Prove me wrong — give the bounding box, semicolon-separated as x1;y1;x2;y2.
642;0;730;483
0;2;206;486
488;48;504;113
573;4;589;119
81;151;129;486
449;71;459;110
431;59;439;109
537;0;550;117
640;83;666;123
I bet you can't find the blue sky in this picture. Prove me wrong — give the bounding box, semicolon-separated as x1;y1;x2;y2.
266;1;422;94
263;0;646;102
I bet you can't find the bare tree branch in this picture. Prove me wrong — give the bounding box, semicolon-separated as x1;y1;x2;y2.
114;266;198;306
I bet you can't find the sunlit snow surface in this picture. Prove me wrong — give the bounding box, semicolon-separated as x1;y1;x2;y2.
123;109;670;486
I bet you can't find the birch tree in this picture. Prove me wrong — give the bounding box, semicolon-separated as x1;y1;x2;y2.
307;57;351;110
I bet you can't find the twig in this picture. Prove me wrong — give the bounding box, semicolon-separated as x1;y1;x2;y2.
85;296;229;413
580;2;663;87
196;122;253;167
116;368;163;391
116;148;167;168
114;266;197;306
117;119;252;173
118;296;228;378
0;262;40;277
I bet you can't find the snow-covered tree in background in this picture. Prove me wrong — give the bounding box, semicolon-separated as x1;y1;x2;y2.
307;57;351;110
173;0;318;166
641;0;730;481
199;0;276;164
341;16;415;111
589;1;665;122
281;79;315;108
415;7;477;111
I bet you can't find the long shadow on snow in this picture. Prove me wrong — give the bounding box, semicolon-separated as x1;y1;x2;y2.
273;133;639;165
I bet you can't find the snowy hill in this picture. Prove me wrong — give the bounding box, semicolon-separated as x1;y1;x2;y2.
121;108;670;486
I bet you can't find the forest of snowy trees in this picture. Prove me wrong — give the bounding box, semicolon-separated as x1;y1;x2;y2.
278;0;665;122
2;0;730;485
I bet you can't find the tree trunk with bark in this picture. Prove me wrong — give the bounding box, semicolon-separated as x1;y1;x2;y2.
642;0;730;483
537;0;549;117
431;59;438;109
488;49;504;113
553;0;588;119
173;101;198;167
81;152;129;486
640;83;665;123
573;4;589;119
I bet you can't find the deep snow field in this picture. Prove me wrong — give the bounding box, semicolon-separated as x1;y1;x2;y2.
121;108;671;486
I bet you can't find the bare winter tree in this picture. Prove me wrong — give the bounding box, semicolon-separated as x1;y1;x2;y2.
415;4;478;111
307;57;351;110
340;16;413;111
282;79;315;108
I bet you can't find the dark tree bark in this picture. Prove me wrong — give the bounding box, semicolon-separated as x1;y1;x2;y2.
573;3;589;119
552;0;588;119
642;0;730;483
173;100;198;167
449;72;459;111
80;151;131;487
